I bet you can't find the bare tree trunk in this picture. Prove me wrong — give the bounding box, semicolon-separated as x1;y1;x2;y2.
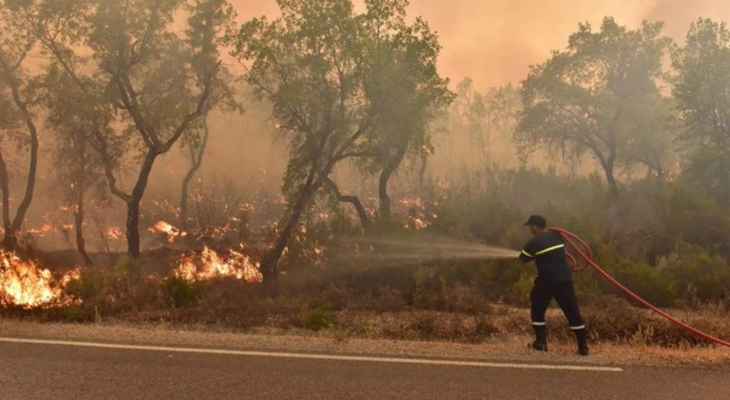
126;152;158;258
75;188;93;266
180;119;209;230
126;198;142;258
325;177;369;229
0;150;11;247
596;149;619;197
378;146;407;222
418;153;428;193
602;156;619;196
179;172;194;230
70;136;93;265
378;166;394;221
378;148;406;221
606;171;619;195
3;69;39;250
260;185;316;291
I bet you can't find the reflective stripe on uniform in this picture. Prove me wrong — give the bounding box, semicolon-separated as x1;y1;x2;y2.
532;321;547;326
570;325;586;330
521;250;534;258
535;244;565;256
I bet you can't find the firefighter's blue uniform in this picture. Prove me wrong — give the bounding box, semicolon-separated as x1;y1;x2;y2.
520;230;589;355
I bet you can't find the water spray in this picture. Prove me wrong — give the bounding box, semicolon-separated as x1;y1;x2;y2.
343;235;519;265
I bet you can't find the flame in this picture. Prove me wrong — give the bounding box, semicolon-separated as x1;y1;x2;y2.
0;251;80;308
25;223;55;237
174;246;263;283
407;216;430;230
149;221;187;243
106;227;123;240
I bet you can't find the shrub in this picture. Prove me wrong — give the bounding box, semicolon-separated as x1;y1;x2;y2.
162;277;202;308
301;305;336;331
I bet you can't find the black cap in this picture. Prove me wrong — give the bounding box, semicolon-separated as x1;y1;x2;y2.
524;215;547;228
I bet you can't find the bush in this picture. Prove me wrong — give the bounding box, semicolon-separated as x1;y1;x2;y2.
662;245;730;304
162;277;202;308
301;305;337;331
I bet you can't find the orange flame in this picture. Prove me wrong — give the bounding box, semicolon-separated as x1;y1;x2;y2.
174;246;263;283
106;227;123;240
0;251;80;308
25;223;55;237
149;221;187;243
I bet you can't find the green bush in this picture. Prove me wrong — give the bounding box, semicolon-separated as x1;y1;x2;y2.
663;245;730;304
163;277;202;308
301;305;336;331
606;259;676;307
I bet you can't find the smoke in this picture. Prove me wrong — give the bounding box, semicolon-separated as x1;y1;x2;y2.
642;0;730;38
237;0;730;87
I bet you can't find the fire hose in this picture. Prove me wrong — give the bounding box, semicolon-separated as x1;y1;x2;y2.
549;227;730;348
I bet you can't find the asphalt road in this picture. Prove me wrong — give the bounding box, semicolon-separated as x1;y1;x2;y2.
1;340;728;400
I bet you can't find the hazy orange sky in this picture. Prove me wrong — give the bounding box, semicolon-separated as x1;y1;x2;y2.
234;0;730;88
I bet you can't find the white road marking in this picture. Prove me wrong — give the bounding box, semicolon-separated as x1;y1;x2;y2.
0;336;623;372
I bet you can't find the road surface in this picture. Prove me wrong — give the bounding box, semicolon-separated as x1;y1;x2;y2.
0;338;728;400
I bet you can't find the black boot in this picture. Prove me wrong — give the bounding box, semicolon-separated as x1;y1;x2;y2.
531;325;548;352
575;328;589;356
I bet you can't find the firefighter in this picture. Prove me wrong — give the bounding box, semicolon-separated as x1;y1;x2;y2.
519;215;589;356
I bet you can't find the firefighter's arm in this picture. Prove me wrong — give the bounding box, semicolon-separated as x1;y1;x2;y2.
518;249;534;263
518;240;536;263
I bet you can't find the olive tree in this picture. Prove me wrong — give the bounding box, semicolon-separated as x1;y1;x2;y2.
357;4;453;221
22;0;234;257
518;18;672;194
229;0;449;284
0;1;42;250
672;18;730;202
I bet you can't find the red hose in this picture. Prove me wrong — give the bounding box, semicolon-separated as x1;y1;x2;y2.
549;227;730;348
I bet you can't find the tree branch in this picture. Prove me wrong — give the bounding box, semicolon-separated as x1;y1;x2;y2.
160;62;221;153
324;176;369;228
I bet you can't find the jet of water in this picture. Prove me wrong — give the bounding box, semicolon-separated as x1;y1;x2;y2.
339;235;519;265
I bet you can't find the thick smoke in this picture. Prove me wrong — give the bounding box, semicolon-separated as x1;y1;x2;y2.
238;0;730;87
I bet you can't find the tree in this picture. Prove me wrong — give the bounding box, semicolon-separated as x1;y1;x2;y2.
44;65;109;265
517;17;672;194
0;1;42;250
672;18;730;202
622;97;678;180
230;0;374;285
358;8;452;221
179;0;239;231
23;0;233;257
229;0;448;284
323;176;370;229
446;79;520;172
179;118;209;231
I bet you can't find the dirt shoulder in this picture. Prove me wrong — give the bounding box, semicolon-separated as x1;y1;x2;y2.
1;318;728;369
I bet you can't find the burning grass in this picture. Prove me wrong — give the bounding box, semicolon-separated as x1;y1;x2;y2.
0;251;80;309
174;246;263;284
148;221;188;244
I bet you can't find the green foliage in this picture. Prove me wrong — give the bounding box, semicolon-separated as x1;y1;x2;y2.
672;18;730;203
357;3;454;186
518;17;674;192
162;277;202;308
301;305;337;331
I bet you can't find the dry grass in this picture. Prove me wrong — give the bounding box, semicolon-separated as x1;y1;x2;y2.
1;318;728;368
